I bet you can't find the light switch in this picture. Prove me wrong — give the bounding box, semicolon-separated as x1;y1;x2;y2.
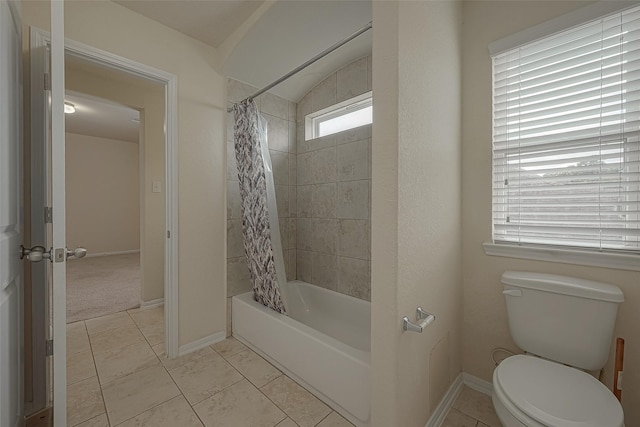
152;181;162;193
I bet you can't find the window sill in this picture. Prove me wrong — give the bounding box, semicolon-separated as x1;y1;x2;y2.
483;243;640;272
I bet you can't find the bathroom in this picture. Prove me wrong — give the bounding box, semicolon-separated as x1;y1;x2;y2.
5;1;640;427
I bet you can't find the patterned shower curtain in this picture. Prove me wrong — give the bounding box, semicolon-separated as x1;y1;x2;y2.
233;99;287;314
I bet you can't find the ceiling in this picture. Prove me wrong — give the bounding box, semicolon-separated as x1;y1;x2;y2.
114;0;264;48
111;0;372;102
223;0;372;101
65;92;140;143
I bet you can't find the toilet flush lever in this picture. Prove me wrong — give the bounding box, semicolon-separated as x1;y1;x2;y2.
402;307;435;333
503;289;523;297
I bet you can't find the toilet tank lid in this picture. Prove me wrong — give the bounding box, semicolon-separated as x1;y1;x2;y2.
501;271;624;303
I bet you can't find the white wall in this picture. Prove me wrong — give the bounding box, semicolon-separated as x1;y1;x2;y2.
23;0;227;347
371;1;462;426
65;132;139;255
461;1;640;424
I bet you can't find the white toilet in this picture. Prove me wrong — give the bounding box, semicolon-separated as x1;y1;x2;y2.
492;271;625;427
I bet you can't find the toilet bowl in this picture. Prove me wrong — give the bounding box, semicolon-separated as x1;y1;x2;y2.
494;272;626;427
492;355;623;427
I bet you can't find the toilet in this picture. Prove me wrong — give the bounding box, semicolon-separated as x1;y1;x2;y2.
492;271;625;427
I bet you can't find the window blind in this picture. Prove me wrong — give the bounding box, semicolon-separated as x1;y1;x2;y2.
492;6;640;252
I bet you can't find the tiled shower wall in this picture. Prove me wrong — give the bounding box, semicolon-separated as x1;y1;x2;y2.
226;79;297;334
295;55;372;301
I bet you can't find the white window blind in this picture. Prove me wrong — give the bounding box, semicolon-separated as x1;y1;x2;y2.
492;6;640;252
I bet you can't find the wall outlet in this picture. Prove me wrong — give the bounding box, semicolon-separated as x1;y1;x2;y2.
152;181;161;193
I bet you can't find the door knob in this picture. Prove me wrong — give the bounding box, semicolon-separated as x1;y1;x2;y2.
66;247;87;259
20;245;52;262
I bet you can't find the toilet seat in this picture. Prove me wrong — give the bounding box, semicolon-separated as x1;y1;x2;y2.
494;355;623;427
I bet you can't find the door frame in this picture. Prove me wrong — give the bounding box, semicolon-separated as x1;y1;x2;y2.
30;24;180;366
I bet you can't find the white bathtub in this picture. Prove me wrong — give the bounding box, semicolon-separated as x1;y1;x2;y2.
232;280;371;426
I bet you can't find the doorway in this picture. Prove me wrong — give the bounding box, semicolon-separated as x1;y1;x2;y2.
26;28;179;424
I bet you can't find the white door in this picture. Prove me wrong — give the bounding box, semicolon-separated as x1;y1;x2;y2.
0;0;24;426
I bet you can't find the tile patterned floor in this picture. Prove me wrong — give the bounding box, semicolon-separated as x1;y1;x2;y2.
67;307;354;427
442;386;502;427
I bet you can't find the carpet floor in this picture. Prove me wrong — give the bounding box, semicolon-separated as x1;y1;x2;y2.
66;253;140;323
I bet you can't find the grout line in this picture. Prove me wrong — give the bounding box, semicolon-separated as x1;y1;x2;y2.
82;320;110;426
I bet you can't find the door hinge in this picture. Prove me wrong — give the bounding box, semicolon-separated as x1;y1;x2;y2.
44;207;52;224
44;73;51;91
45;339;53;356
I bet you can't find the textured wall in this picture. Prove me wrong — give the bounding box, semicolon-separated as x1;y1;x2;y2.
295;55;373;300
65;133;139;255
461;2;640;424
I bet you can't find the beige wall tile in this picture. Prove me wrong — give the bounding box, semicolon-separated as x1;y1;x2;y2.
227;256;251;297
337;180;370;219
102;365;180;426
288;102;297;123
312;74;337;112
276;185;290;218
336;57;368;103
367;55;372;92
194;379;286;427
313;219;338;255
296;219;313;251
297;185;313;217
312;253;338;291
289;154;297;185
226;349;282;388
260;92;289;120
67;376;105;427
338;219;370;260
337;257;371;301
335;124;371;145
227;108;235;143
227;219;245;258
227;79;256;104
312;147;337;183
227;141;239;181
266;115;289;152
288;185;297;220
296;250;313;283
299;134;337;154
288;121;297;154
297;152;313;185
280;217;290;250
118;395;203;427
287;250;297;281
260;376;331;427
227;181;242;221
338;140;369;182
288;219;297;249
297;93;312;120
270;150;289;185
312;183;337;218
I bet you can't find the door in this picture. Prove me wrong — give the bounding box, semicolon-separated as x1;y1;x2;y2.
0;0;24;426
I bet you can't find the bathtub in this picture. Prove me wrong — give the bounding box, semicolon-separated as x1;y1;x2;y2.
232;280;371;427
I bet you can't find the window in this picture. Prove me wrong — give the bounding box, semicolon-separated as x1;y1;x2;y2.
491;6;640;253
305;92;372;140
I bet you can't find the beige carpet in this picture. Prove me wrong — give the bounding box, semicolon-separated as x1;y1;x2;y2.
66;253;140;323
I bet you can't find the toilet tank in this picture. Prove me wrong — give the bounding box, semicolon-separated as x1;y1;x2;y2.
502;271;624;371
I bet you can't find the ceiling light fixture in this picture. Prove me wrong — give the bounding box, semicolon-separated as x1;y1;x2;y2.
64;102;76;114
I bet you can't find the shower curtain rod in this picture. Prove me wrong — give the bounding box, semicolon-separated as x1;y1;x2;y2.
228;21;373;112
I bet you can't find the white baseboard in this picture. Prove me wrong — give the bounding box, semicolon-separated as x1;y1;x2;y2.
139;298;164;309
462;372;493;396
85;249;140;258
425;372;493;427
178;331;226;357
425;373;464;427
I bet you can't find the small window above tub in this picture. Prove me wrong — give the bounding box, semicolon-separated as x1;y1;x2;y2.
305;92;372;141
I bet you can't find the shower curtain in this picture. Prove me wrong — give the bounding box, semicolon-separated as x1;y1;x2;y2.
233;99;287;314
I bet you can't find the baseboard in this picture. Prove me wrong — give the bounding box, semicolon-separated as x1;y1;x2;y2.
139;298;164;309
462;372;493;396
424;373;464;427
84;249;140;258
178;331;226;357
